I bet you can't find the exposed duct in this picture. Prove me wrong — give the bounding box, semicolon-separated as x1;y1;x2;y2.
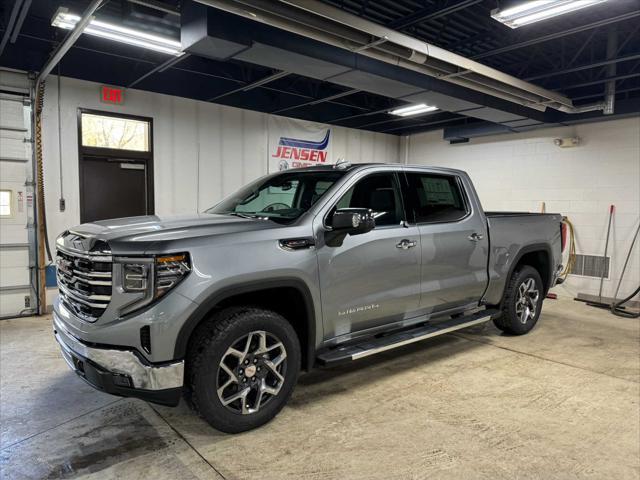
604;27;618;115
193;0;607;115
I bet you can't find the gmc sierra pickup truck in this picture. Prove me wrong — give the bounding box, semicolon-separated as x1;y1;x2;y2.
53;163;564;433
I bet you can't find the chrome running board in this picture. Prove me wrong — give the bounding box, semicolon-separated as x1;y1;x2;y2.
317;309;499;366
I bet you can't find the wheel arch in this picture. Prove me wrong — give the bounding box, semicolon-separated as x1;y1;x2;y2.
506;243;553;297
175;278;317;371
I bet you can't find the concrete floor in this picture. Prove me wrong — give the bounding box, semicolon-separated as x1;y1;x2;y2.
1;298;638;480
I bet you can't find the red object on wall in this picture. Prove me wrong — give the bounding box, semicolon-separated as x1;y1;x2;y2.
100;86;124;104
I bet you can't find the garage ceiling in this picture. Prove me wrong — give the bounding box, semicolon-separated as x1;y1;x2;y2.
0;0;639;136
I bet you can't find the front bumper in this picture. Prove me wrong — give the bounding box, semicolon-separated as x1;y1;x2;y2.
53;311;184;406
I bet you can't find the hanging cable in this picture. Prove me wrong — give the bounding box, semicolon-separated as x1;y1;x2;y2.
610;222;640;318
35;79;53;263
559;217;576;281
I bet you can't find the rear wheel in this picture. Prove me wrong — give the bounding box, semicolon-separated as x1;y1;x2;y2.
493;265;543;335
187;307;300;433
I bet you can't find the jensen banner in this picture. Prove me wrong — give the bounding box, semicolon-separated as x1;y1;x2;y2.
268;116;332;172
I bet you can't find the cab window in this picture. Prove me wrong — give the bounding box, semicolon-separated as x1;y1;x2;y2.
334;173;404;227
405;173;467;223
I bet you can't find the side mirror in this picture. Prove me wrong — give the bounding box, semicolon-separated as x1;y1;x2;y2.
331;208;375;235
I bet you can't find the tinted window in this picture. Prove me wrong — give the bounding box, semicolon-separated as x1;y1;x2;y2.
334;173;403;227
406;173;467;223
207;171;345;224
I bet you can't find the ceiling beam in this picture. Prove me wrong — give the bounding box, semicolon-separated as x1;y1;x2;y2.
381;115;466;134
128;54;191;88
328;103;403;123
573;86;640;101
0;0;24;57
271;88;360;114
208;70;290;101
472;10;640;60
388;0;483;30
560;72;640;91
356;110;447;129
9;0;31;44
526;52;640;81
37;0;105;83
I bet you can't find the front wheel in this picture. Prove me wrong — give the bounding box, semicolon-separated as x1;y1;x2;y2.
493;265;543;335
187;307;300;433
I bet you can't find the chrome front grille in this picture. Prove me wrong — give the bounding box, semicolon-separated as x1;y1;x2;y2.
56;247;113;321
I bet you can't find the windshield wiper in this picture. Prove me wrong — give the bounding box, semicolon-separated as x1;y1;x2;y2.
225;212;259;219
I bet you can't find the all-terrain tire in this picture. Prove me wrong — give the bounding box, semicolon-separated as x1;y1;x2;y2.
187;307;300;433
493;265;544;335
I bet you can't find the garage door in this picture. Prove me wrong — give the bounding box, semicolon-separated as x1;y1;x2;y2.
0;72;36;318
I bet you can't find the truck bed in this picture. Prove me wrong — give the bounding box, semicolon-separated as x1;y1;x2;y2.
484;211;560;217
482;212;563;306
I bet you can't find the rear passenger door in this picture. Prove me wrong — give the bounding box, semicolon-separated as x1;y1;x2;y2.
403;170;489;313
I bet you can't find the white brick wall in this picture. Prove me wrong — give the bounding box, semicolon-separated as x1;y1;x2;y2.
405;117;640;301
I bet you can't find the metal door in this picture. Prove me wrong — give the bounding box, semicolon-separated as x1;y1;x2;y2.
80;157;148;223
315;171;422;341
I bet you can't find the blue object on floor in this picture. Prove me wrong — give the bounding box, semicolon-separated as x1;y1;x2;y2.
45;265;57;287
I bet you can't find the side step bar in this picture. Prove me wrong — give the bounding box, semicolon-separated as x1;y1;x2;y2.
317;309;499;366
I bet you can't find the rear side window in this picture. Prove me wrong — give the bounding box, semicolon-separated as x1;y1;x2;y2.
406;173;467;223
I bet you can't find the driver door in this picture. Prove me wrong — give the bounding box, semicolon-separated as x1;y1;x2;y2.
314;171;422;342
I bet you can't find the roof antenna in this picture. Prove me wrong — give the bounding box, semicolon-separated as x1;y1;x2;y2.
335;157;350;169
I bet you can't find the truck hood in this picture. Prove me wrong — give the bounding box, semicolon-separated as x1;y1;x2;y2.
64;214;277;251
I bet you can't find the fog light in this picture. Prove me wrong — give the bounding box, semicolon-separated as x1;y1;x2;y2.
112;374;132;388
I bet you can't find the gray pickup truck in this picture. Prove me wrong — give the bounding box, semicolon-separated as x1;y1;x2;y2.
53;163;564;432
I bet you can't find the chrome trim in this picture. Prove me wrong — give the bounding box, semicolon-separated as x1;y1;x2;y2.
58;283;110;309
350;315;493;360
70;274;112;287
73;269;111;279
53;312;184;390
56;244;113;320
56;243;113;262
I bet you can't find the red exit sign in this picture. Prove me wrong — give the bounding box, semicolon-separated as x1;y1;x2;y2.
100;86;124;104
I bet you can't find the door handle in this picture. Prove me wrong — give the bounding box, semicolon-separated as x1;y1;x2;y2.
468;233;484;242
396;239;417;249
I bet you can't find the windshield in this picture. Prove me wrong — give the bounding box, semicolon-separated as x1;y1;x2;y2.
206;170;346;223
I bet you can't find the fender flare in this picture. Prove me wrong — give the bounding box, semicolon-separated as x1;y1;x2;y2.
174;278;317;371
505;243;554;297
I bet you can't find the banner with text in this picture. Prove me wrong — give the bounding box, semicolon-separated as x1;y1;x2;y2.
268;116;332;172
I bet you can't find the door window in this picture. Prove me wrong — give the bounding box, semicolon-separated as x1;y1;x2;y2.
334;173;404;227
0;190;12;216
405;173;468;223
81;113;150;152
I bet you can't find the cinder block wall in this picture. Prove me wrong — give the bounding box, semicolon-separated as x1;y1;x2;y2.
404;117;640;300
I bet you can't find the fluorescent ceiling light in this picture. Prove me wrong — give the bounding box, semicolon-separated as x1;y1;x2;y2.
51;7;183;56
389;103;438;117
491;0;607;28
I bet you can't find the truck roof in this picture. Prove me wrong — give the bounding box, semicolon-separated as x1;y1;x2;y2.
289;163;467;176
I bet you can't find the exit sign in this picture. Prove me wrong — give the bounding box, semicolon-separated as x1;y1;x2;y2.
100;86;124;105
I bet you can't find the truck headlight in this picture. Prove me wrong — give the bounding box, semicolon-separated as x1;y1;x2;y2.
119;253;191;315
155;253;190;299
123;264;149;292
